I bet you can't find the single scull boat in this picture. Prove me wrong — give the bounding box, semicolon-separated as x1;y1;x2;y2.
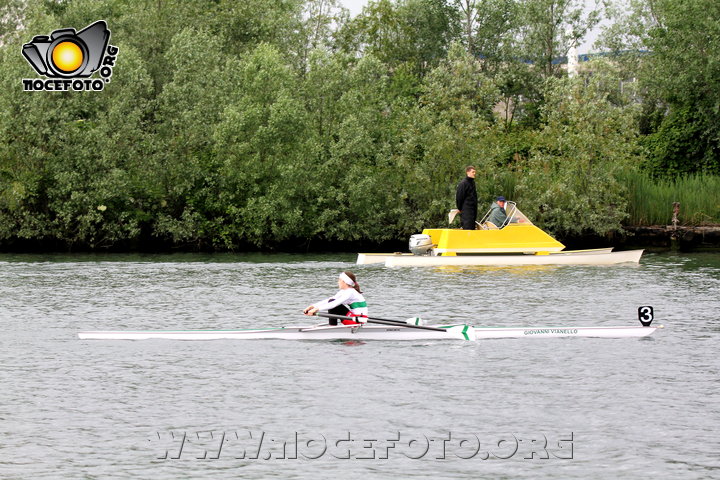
78;308;661;341
77;323;660;341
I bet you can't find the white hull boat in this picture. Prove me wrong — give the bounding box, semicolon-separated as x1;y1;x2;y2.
368;248;644;267
78;321;660;342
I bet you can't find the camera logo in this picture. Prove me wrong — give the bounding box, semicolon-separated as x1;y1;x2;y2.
22;20;119;92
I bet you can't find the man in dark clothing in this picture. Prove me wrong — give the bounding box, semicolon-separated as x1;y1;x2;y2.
455;166;478;230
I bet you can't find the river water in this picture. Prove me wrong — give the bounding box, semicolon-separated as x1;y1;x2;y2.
0;252;718;479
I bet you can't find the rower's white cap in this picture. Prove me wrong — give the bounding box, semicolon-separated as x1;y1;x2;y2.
339;272;355;286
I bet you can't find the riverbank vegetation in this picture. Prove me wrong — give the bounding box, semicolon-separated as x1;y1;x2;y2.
0;0;718;251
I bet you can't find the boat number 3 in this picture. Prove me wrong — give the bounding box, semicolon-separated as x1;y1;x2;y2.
638;306;654;326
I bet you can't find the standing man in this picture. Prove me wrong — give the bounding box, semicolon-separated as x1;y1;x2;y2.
455;166;478;230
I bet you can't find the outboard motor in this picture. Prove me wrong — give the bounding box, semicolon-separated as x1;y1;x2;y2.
409;234;433;255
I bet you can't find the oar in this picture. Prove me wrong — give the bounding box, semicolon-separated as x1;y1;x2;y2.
315;312;447;333
316;312;421;327
366;315;424;326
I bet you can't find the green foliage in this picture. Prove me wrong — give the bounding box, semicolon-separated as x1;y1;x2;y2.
0;11;155;247
339;0;460;76
0;0;713;251
514;72;642;236
642;107;720;177
0;0;24;42
621;171;720;225
603;0;720;176
455;0;518;67
390;45;500;230
516;0;598;77
213;43;310;247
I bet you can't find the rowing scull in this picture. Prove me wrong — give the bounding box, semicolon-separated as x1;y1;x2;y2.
78;307;660;341
77;322;660;341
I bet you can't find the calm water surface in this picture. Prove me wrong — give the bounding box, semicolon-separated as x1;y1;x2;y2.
0;252;718;479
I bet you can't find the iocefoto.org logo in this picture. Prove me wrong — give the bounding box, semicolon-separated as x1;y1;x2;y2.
21;20;119;92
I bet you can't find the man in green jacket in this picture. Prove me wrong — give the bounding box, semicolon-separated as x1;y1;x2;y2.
487;196;508;227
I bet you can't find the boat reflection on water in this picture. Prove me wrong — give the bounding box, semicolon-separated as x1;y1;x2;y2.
432;263;560;275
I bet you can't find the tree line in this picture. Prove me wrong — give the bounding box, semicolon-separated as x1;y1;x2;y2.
0;0;718;251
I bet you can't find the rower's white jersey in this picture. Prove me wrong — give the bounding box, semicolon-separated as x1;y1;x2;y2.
313;288;368;318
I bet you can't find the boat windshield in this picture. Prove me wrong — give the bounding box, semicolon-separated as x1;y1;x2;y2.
479;200;534;228
505;202;534;226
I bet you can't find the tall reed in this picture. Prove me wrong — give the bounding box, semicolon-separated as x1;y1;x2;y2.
619;171;720;226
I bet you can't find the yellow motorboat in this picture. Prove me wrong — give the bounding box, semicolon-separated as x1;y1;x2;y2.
356;202;643;266
423;202;564;255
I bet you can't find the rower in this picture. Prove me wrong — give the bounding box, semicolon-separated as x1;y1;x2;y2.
303;271;368;325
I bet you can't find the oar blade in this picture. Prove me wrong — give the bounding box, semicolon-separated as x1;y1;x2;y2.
405;317;425;326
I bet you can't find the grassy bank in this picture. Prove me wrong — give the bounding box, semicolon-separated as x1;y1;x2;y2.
620;172;720;226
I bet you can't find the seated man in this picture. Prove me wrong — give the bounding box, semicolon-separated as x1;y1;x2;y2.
487;196;508;228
